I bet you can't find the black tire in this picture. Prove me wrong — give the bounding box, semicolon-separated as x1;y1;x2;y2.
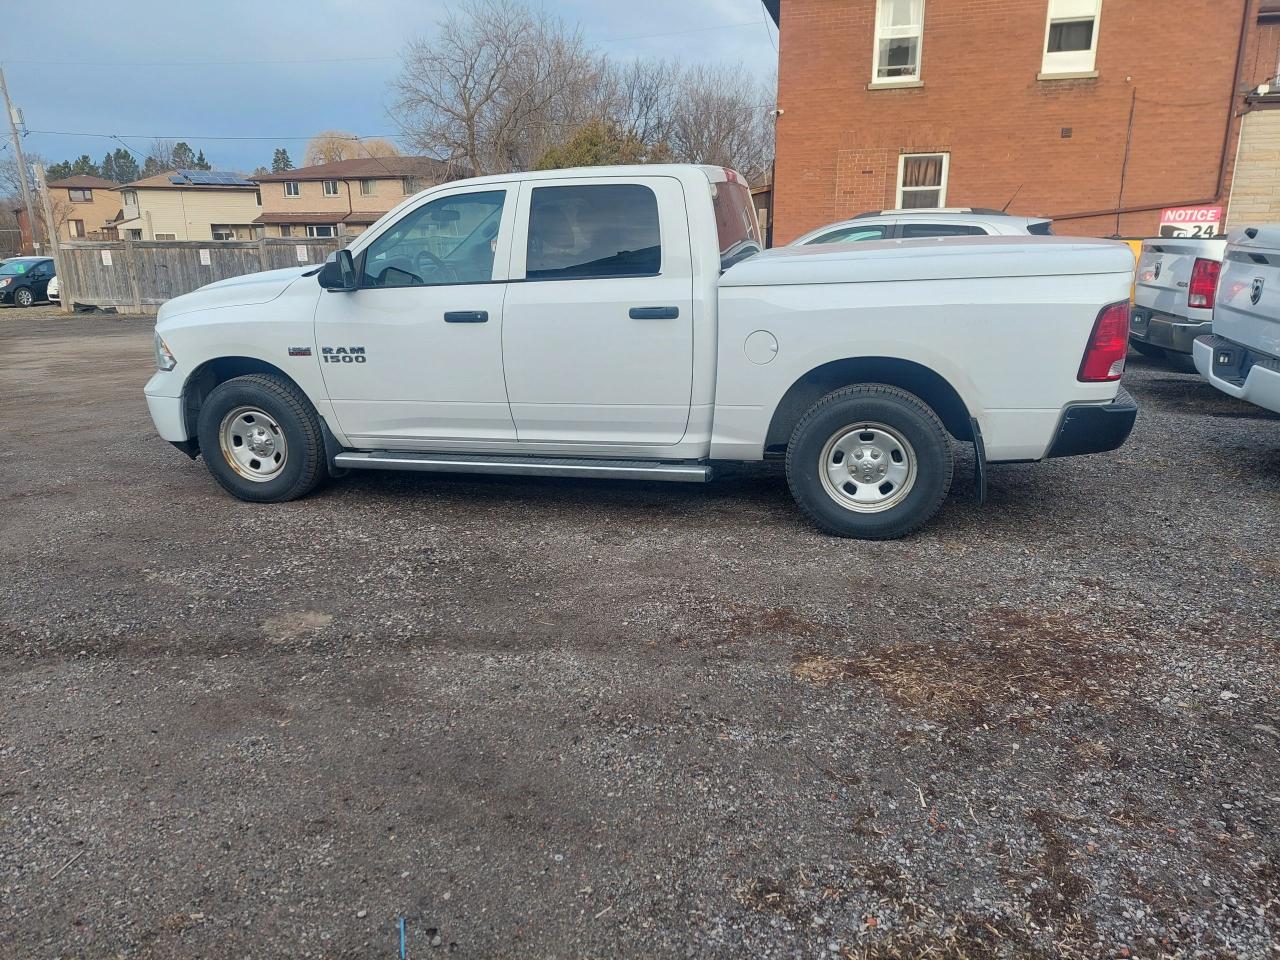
785;384;954;540
196;374;327;503
1165;351;1197;374
1129;340;1165;359
13;287;34;308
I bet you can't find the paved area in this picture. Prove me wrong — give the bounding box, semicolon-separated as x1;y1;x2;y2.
1;310;1277;959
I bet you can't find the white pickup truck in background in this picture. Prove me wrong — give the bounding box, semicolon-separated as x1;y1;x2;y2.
1194;225;1280;416
144;164;1138;540
1130;236;1228;367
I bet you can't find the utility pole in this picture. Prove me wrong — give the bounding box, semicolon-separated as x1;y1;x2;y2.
33;163;68;313
0;65;38;255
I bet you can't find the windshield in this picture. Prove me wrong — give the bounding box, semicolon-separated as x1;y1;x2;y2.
712;179;762;271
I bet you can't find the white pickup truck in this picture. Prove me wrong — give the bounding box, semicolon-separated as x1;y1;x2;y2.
144;164;1138;539
1193;225;1280;416
1130;236;1228;366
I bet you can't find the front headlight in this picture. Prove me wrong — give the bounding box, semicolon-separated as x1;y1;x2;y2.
154;333;177;371
0;278;11;287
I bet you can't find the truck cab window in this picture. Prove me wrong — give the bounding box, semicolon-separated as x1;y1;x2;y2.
361;190;506;288
712;180;763;270
526;184;660;281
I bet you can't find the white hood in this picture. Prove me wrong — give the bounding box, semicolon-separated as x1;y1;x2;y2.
159;266;315;320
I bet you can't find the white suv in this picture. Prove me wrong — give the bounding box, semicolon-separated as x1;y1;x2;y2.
792;209;1054;245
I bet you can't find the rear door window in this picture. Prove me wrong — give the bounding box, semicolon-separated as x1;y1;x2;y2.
899;223;987;238
812;225;890;244
526;184;661;281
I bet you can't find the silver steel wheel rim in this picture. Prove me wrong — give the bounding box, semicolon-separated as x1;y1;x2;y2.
218;406;288;483
818;421;918;514
15;288;31;306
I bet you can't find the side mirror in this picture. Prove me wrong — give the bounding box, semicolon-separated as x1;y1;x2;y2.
318;249;356;291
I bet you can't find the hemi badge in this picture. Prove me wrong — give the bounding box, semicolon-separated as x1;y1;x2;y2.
288;346;312;357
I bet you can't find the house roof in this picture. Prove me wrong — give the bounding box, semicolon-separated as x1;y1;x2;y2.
47;175;118;190
253;211;386;225
120;170;259;190
762;0;779;25
253;156;455;182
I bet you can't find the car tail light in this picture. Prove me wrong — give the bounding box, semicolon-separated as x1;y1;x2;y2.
1188;257;1221;309
1078;301;1130;382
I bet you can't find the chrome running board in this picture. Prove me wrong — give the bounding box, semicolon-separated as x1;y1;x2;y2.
333;451;713;483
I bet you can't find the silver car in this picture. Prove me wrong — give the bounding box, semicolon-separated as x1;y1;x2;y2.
792;209;1054;245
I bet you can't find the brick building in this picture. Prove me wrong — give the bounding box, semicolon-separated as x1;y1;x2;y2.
764;0;1280;243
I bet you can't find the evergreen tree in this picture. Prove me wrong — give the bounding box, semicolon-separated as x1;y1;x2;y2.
46;160;74;181
171;142;197;169
69;154;101;177
112;148;140;184
271;148;294;173
193;149;212;170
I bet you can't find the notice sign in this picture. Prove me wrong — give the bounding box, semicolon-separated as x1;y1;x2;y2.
296;245;308;263
199;249;211;266
1159;206;1222;239
100;250;112;266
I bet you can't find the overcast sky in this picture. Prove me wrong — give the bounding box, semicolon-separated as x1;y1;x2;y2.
1;0;777;175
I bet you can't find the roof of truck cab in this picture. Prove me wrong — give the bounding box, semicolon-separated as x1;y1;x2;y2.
721;236;1136;287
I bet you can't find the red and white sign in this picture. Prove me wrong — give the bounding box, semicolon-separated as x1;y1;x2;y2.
1159;205;1223;238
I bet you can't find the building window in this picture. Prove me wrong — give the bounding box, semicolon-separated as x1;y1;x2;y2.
283;181;300;197
69;219;86;238
122;190;138;207
279;225;292;237
323;179;340;197
873;0;925;83
896;153;949;209
211;228;233;240
306;225;336;238
360;179;376;196
402;176;422;195
69;189;93;203
155;233;177;240
126;229;143;240
1041;0;1102;76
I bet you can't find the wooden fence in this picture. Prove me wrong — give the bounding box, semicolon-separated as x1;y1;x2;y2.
55;237;346;314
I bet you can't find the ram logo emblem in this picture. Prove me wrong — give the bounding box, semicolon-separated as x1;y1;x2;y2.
1252;278;1265;306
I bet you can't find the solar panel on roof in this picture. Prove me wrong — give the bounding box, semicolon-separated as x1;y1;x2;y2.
169;175;186;184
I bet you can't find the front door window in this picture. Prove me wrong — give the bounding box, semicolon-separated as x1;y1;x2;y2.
361;190;506;287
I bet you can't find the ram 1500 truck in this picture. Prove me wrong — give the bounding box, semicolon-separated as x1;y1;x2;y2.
145;164;1138;540
1130;236;1227;367
1193;225;1280;416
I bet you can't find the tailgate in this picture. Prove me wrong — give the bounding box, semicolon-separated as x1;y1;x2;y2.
1135;238;1225;322
1216;234;1280;358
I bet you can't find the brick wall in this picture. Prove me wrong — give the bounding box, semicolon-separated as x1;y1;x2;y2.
773;0;1271;242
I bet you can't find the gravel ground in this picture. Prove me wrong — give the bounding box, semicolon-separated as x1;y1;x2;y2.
1;308;1278;960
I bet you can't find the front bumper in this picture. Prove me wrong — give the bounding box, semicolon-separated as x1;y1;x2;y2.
1130;307;1208;355
1193;335;1280;416
1046;387;1138;459
145;369;190;444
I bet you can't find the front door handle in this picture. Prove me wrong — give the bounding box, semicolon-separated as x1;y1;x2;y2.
444;310;488;323
629;306;680;320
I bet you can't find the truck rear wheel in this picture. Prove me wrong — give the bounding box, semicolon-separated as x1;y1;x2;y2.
196;374;327;503
785;384;953;540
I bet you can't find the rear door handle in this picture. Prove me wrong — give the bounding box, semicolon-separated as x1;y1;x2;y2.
629;306;680;320
444;310;488;323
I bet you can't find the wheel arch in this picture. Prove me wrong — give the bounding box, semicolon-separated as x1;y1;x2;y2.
181;356;301;441
765;357;974;455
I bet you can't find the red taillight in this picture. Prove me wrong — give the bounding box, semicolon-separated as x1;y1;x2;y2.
1078;301;1130;383
1188;257;1221;309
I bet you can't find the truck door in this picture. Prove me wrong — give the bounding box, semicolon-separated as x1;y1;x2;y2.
500;176;695;445
313;185;517;446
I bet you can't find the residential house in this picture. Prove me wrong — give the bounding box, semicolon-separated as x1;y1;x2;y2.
46;176;121;241
764;0;1280;241
112;169;263;241
251;157;457;238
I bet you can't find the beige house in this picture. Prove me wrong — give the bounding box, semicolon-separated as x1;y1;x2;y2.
113;170;262;241
252;157;456;238
45;175;121;241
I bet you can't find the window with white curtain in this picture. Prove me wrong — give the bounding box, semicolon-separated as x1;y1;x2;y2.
873;0;925;83
896;153;949;209
1041;0;1102;76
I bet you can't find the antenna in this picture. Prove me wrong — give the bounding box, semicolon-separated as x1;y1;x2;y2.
1002;184;1024;213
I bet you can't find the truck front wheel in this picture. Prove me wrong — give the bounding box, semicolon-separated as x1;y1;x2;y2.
196;374;327;503
785;384;954;540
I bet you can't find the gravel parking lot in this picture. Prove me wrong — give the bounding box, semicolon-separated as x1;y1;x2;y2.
1;308;1278;959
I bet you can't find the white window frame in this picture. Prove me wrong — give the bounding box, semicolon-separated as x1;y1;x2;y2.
323;179;340;197
896;152;949;209
155;232;178;241
1041;0;1102;77
871;0;926;86
359;179;376;196
122;190;138;207
69;189;93;203
306;224;336;238
283;181;300;198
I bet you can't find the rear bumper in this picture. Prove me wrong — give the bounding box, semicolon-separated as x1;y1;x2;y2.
1130;307;1208;355
1046;387;1138;459
1193;335;1280;415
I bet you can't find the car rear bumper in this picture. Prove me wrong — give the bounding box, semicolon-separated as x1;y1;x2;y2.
1193;335;1280;415
1130;307;1208;355
1046;387;1138;458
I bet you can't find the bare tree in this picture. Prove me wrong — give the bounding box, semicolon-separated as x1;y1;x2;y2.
305;131;401;166
668;64;775;185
